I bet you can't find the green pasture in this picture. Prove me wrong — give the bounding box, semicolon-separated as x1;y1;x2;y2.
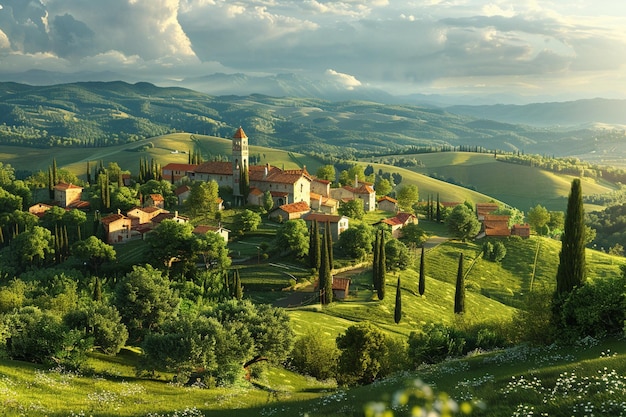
371;152;617;211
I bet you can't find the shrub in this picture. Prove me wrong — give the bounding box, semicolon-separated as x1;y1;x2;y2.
407;323;466;366
336;322;389;386
64;301;128;355
511;286;556;344
2;306;91;368
290;331;339;380
559;275;626;340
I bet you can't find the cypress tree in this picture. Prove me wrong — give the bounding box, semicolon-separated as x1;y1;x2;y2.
86;161;91;185
454;253;465;314
234;269;243;300
555;178;587;297
93;277;102;301
319;231;333;305
326;220;333;270
309;221;321;270
378;230;386;301
418;246;426;296
394;277;402;324
52;158;58;186
436;193;441;223
48;166;54;199
372;229;379;292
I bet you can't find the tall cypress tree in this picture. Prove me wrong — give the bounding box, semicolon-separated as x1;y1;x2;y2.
378;230;386;301
319;231;333;305
418;246;426;296
234;269;243;300
436;193;441;223
555;178;587;297
52;158;58;186
93;277;102;302
86;161;91;185
309;221;320;270
326;220;333;270
372;229;379;292
394;277;402;324
454;253;465;314
48;166;54;199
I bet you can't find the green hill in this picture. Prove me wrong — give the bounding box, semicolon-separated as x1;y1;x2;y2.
370;152;617;211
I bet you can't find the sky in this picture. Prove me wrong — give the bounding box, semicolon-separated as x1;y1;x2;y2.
0;0;625;102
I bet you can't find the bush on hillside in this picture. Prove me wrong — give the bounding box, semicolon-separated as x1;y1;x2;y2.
336;322;390;386
64;301;128;355
511;286;556;345
559;274;626;340
2;306;91;369
407;323;466;366
290;331;339;380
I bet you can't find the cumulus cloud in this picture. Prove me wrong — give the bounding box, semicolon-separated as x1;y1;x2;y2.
0;0;624;99
325;69;362;90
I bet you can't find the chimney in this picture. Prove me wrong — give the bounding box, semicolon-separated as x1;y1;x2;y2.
264;163;269;179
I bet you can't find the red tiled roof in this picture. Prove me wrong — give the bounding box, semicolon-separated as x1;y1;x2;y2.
149;194;164;201
233;127;247;139
101;213;127;225
193;225;229;234
249;187;264;196
380;212;416;227
332;277;350;291
485;228;511;237
277;201;310;214
194;161;233;175
68;201;90;209
163;163;198;172
302;213;345;223
378;196;397;203
343;184;375;195
270;191;289;197
54;182;83;191
175;185;191;195
313;178;331;185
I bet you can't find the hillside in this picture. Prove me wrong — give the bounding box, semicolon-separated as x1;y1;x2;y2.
1;81;625;165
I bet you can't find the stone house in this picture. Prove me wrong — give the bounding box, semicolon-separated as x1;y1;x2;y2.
269;201;311;221
100;212;132;244
378;212;418;238
54;182;83;208
302;213;349;241
377;196;398;213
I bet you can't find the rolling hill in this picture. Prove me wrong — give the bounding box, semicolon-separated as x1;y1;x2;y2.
2;81;625;166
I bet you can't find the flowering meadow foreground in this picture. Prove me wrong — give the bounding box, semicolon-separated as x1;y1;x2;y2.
1;336;625;417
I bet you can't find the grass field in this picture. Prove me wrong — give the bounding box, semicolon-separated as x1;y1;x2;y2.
369;152;617;211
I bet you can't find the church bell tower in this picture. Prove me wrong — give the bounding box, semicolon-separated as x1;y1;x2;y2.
232;127;249;198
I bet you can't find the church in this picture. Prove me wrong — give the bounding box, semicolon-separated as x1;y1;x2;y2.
162;127;314;208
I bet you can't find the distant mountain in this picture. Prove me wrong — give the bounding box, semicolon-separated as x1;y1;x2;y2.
178;72;397;103
0;80;624;165
0;69;130;86
447;98;626;127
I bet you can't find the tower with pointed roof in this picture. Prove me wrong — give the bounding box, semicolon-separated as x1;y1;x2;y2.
232;126;249;198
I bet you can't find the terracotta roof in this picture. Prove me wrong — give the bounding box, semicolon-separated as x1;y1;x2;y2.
302;213;345;223
54;182;83;191
332;277;351;291
101;213;127;225
485;228;511;237
149;194;164;201
163;163;198;172
277;201;310;214
249;187;264;196
270;191;289;197
194;161;233;175
476;203;500;216
193;225;230;234
378;196;397;203
343;184;375;195
233;127;247;139
175;185;191;195
128;206;162;215
68;201;90;209
379;212;416;227
263;169;311;185
313;178;331;185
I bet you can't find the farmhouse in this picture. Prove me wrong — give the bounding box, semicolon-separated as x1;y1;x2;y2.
192;224;230;243
377;212;418;238
330;181;376;212
302;213;349;241
54;182;89;209
100;212;132;244
269;201;311;221
377;196;398;213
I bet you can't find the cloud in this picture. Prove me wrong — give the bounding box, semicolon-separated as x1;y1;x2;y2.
0;0;624;100
325;69;362;90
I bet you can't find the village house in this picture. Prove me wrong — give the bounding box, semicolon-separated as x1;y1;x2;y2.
151;211;189;226
100;212;132;244
377;196;398;213
175;185;191;206
377;212;418;238
512;223;531;238
192;224;230;243
54;182;86;208
309;192;339;214
330;181;376;212
162;163;198;183
482;214;512;237
302;213;349;241
314;277;351;300
476;202;500;220
269;201;311;221
28;203;53;218
126;206;165;228
145;193;165;209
